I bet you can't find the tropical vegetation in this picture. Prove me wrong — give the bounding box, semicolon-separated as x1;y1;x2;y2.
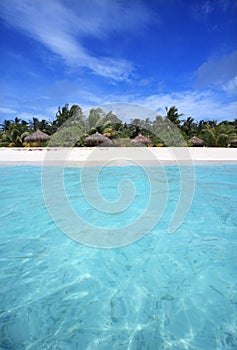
0;104;236;147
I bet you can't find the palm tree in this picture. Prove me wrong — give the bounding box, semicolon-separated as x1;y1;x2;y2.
14;117;21;126
54;104;84;128
0;119;12;132
103;111;120;124
87;108;105;131
30;117;40;131
165;106;184;127
181;117;197;137
54;104;70;127
199;123;236;147
5;129;29;147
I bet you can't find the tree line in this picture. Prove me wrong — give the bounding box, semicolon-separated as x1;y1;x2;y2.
0;104;237;147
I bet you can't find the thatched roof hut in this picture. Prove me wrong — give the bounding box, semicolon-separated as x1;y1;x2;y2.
84;132;113;147
24;130;50;143
229;139;237;147
131;134;152;146
188;136;205;147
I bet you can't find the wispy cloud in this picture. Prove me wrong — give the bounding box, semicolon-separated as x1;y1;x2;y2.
0;106;47;121
217;0;234;12
223;76;237;95
0;0;152;80
194;50;237;90
190;0;234;22
201;1;214;15
0;107;18;115
191;0;214;21
1;87;236;122
68;88;237;122
131;90;237;121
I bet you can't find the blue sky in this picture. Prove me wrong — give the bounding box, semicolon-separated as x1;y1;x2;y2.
0;0;236;123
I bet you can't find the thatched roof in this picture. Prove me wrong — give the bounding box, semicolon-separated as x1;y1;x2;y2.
188;136;205;147
229;139;237;146
132;134;152;145
130;140;145;147
84;132;113;147
24;130;50;142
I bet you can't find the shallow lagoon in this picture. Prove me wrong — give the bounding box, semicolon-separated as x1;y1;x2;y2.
0;165;237;349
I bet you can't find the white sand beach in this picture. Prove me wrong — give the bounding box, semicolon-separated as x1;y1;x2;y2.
0;147;236;166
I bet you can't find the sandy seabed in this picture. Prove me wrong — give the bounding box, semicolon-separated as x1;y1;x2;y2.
0;147;237;166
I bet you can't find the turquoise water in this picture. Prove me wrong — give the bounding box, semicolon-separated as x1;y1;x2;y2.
0;165;237;349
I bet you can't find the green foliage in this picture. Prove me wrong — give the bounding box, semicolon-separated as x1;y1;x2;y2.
87;108;105;131
217;134;228;147
4;128;29;147
181;117;197;137
49;126;84;147
165;106;184;126
0;119;11;132
29;117;54;135
53;104;85;129
199;123;236;147
200;129;216;147
0;103;236;147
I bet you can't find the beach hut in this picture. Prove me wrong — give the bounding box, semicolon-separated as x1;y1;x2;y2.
84;132;113;147
229;139;237;147
24;130;50;146
188;136;205;147
131;133;152;147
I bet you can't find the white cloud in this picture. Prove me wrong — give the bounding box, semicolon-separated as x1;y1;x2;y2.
1;88;236;122
0;107;18;115
127;90;237;121
195;51;237;89
223;76;237;95
62;89;237;122
0;0;152;81
17;112;48;121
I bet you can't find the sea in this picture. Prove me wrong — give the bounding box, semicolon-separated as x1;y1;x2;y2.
0;164;237;349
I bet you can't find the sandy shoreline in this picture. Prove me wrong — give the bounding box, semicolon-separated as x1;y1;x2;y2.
0;147;236;166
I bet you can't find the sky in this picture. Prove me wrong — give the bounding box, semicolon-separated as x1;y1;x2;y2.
0;0;237;123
